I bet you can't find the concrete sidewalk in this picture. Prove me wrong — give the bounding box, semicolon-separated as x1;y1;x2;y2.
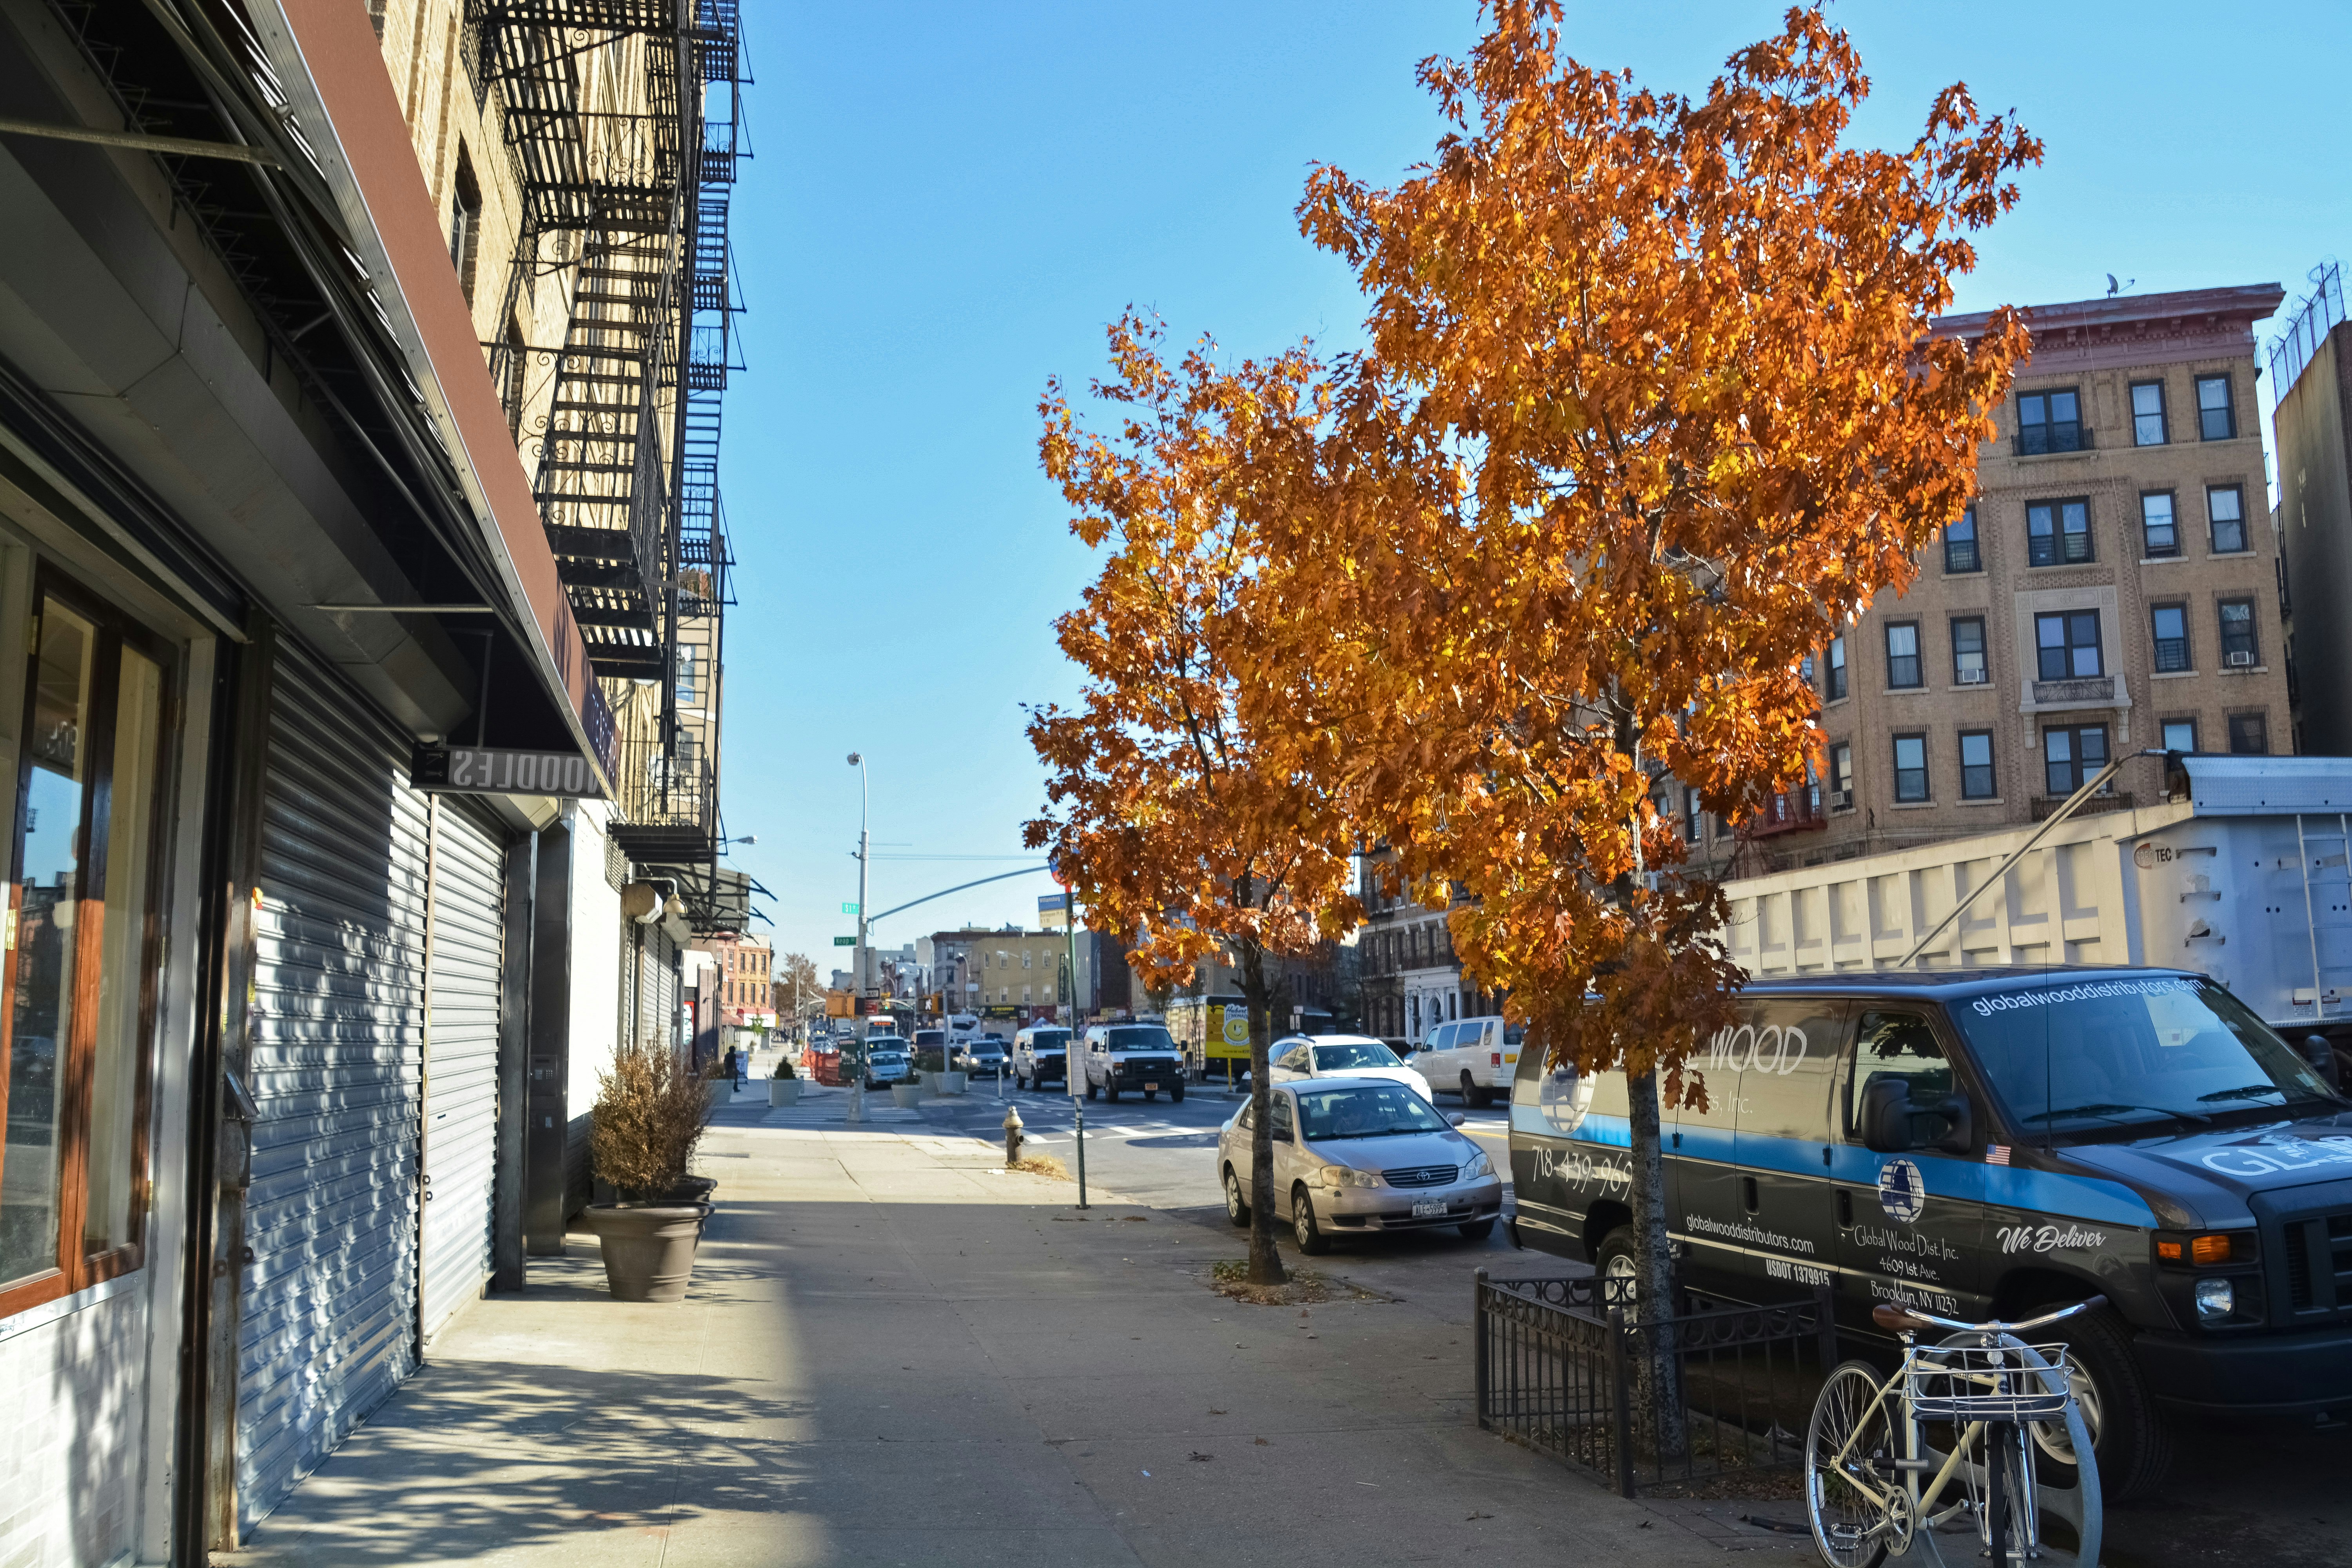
219;1088;1810;1566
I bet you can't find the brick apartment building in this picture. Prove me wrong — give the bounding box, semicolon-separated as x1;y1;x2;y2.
1686;283;2291;876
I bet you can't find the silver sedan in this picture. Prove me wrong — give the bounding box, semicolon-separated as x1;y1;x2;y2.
1215;1075;1503;1254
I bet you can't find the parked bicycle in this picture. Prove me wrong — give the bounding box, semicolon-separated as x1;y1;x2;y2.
1805;1296;2104;1568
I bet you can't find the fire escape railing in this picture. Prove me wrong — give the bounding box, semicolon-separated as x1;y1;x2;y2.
471;0;746;875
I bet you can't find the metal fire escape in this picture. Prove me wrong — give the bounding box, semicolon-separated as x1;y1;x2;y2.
472;0;746;893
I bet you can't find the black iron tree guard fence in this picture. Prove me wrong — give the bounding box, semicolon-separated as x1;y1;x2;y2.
1473;1270;1838;1497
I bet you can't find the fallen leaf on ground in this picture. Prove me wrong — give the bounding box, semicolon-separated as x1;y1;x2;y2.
1189;1452;1212;1462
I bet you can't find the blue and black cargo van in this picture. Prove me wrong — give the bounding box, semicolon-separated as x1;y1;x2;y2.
1507;966;2352;1499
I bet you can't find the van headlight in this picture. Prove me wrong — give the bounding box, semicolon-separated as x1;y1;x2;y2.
1320;1165;1381;1189
2194;1278;2235;1321
1463;1149;1493;1180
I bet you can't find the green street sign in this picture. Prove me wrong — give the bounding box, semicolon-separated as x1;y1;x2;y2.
841;901;859;913
834;935;856;946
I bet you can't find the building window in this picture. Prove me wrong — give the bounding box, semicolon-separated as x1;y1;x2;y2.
1684;788;1702;844
2208;485;2247;554
2228;712;2269;755
2196;374;2236;441
2130;380;2167;445
449;149;483;308
1951;617;1987;685
2034;610;2102;681
1826;635;1847;701
1959;730;1996;800
2;585;174;1312
676;644;699;705
2044;725;2110;795
2151;604;2191;673
502;319;527;437
1944;507;1980;573
2027;499;2092;566
2017;388;2084;454
1886;623;1922;690
2161;718;2198;754
2218;599;2259;667
2140;492;2178;558
1891;735;1929;802
1829;742;1853;805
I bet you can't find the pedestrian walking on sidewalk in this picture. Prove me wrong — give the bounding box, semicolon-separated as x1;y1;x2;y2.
724;1044;743;1093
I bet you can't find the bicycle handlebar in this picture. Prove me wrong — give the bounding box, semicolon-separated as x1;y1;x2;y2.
1871;1294;2107;1338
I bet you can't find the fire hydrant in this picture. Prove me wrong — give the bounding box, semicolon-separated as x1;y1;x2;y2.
1003;1105;1025;1167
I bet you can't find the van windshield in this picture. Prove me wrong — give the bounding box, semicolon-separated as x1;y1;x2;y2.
1951;976;2339;1140
1027;1031;1070;1050
1104;1026;1175;1052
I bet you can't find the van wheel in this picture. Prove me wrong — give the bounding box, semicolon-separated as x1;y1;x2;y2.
1171;1085;1185;1104
1086;1082;1098;1101
1595;1225;1643;1312
1223;1166;1250;1226
1106;1085;1121;1103
2029;1302;2172;1503
1291;1184;1330;1255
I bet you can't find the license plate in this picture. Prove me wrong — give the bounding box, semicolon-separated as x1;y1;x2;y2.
1412;1199;1449;1219
1143;1082;1159;1092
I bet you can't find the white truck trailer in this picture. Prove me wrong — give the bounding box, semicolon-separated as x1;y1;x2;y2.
1720;755;2352;1049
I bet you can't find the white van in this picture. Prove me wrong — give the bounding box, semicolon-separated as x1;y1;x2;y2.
1410;1015;1523;1107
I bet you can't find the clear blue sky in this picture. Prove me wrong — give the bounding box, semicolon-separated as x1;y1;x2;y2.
715;0;2349;969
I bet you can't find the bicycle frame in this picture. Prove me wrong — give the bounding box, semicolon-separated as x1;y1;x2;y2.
1814;1297;2105;1566
1821;1353;2042;1555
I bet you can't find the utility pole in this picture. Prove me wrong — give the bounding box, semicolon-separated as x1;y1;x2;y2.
848;752;869;1123
1060;868;1088;1209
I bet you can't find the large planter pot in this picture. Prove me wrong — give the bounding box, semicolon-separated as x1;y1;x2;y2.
890;1082;924;1109
941;1071;968;1095
769;1078;802;1106
583;1203;707;1302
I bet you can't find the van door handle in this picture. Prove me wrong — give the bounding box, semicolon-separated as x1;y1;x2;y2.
1740;1176;1760;1214
1836;1189;1854;1229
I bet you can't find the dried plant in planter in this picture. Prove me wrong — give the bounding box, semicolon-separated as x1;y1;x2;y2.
590;1041;713;1201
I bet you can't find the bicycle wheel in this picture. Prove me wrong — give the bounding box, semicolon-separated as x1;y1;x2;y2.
1805;1361;1898;1568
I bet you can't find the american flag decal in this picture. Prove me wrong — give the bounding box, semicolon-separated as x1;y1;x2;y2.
1986;1144;2011;1166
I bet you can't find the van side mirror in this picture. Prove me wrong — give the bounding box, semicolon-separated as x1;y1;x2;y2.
1859;1076;1913;1153
2303;1035;2342;1093
1860;1076;1974;1155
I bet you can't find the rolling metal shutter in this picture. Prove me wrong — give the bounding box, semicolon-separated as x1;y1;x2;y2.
237;641;428;1531
420;796;506;1344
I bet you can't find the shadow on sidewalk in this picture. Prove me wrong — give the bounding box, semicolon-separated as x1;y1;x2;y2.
230;1359;816;1564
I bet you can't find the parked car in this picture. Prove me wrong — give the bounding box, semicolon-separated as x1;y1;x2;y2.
1218;1076;1499;1253
955;1038;1008;1076
1268;1034;1433;1102
1408;1015;1524;1107
1082;1022;1186;1103
1011;1025;1071;1090
1508;965;2352;1503
862;1034;910;1089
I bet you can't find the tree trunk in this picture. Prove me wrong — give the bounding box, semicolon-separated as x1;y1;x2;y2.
1236;944;1287;1286
1624;1062;1688;1461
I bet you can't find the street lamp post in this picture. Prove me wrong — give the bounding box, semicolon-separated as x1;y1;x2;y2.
848;752;869;1123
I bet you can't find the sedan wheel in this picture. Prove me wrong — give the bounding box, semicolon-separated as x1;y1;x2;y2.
1223;1167;1250;1227
1291;1184;1330;1255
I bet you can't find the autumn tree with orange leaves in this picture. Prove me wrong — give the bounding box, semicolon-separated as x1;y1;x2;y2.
1025;314;1358;1286
1267;1;2040;1387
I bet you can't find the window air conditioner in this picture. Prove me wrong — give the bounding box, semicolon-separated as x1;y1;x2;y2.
1831;789;1854;810
1958;668;1987;684
2227;650;2254;667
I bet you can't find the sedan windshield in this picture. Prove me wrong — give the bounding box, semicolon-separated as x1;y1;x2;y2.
1105;1026;1175;1052
1951;975;2339;1139
1296;1084;1448;1141
1312;1040;1403;1073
